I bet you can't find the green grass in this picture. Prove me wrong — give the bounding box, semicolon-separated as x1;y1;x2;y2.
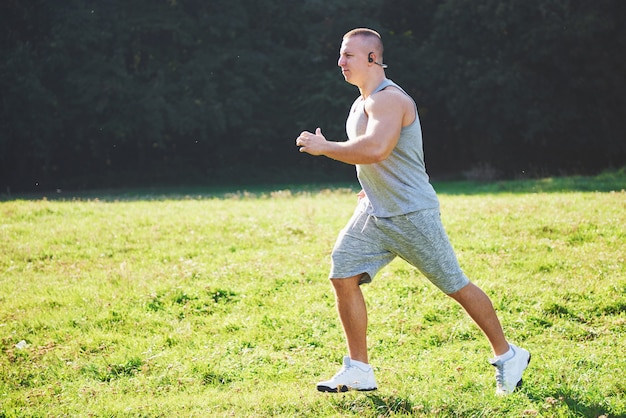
1;172;625;417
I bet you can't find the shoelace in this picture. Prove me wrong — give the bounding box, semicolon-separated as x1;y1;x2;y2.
332;365;351;379
492;362;505;389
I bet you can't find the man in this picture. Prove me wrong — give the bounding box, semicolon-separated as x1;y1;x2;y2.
295;28;530;395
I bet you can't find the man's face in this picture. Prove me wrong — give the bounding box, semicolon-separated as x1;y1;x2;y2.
338;36;369;85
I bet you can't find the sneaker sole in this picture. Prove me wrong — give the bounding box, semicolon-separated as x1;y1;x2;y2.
317;384;377;393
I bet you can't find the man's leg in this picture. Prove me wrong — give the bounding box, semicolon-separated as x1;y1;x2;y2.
448;282;531;394
447;282;510;356
317;274;378;392
331;274;369;363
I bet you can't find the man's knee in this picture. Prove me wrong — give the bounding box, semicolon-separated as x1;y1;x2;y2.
330;274;364;291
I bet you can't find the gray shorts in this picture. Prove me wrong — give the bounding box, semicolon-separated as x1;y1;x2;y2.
330;204;470;294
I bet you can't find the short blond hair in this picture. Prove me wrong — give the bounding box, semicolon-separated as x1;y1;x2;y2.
343;28;384;57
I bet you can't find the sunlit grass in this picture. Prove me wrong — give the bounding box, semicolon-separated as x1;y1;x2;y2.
1;174;625;417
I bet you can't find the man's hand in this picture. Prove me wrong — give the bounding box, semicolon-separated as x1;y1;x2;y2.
296;127;327;156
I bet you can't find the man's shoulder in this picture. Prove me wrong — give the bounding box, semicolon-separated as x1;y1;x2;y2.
366;86;413;111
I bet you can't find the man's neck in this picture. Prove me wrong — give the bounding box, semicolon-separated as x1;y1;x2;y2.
358;74;387;99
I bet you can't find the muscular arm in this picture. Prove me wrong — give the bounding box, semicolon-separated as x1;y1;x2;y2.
296;89;411;165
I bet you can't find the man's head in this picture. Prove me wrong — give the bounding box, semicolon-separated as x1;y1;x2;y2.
343;28;384;60
338;28;386;86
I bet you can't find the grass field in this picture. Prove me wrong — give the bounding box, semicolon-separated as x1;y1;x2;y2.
1;171;625;417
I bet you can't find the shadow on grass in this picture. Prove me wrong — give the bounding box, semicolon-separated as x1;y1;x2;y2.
2;168;624;202
527;389;625;418
0;181;360;202
331;393;418;416
433;168;626;195
332;391;626;417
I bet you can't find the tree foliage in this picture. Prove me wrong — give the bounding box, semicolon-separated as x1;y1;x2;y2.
1;0;625;191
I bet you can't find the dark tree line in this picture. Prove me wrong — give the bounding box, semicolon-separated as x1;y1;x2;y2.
2;0;625;192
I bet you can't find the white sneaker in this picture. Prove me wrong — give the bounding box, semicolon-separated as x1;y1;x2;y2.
490;344;531;395
317;356;378;392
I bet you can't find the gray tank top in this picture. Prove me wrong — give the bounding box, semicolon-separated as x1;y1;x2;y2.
346;79;439;217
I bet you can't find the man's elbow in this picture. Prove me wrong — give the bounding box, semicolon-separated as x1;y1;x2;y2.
368;148;392;163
